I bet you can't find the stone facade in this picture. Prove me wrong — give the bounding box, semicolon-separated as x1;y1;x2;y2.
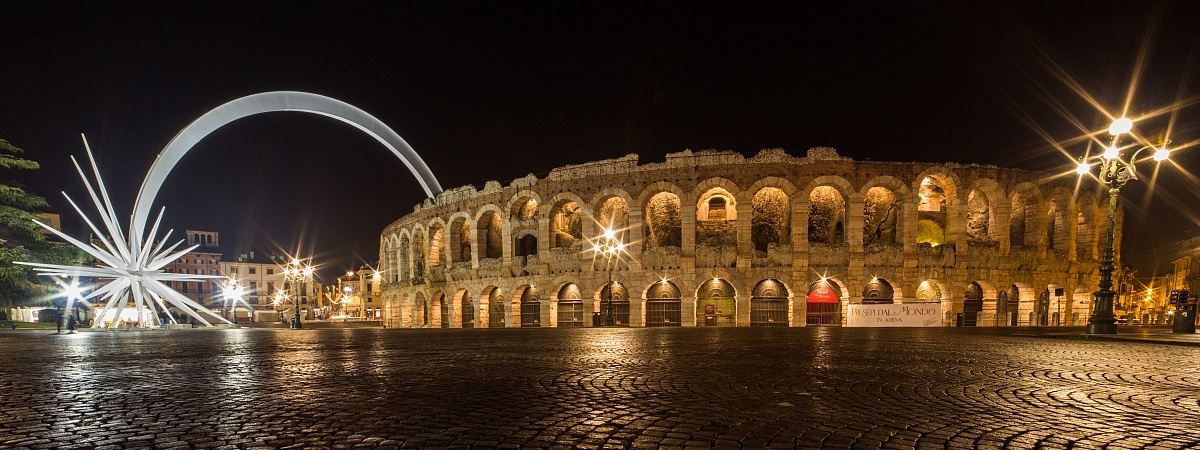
378;147;1118;328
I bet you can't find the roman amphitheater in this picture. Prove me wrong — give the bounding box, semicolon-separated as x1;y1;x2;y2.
378;147;1116;328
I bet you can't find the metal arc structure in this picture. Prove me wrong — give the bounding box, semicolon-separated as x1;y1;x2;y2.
131;91;443;238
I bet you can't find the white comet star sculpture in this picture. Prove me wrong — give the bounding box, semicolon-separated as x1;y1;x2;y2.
17;135;228;328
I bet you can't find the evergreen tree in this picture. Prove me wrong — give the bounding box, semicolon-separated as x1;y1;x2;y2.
0;138;83;319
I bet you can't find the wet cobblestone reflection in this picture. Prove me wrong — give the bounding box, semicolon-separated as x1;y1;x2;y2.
2;328;1199;448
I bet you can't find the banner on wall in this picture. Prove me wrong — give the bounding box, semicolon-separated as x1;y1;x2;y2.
846;303;941;327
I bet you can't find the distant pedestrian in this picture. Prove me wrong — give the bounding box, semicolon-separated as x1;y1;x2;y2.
67;315;77;333
56;314;64;333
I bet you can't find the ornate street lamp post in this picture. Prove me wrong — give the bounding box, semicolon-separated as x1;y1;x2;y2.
1076;117;1172;334
221;279;245;323
592;227;627;327
282;258;314;329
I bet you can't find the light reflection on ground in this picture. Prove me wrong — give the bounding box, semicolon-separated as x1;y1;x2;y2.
1;327;1198;448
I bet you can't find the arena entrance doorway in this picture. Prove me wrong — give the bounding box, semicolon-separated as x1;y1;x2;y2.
697;278;736;327
645;281;682;327
806;280;841;326
598;282;631;326
556;283;584;327
750;279;789;327
963;282;983;326
520;286;541;327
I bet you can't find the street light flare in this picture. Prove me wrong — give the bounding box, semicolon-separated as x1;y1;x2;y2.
1154;147;1170;161
1103;146;1120;159
1076;162;1091;175
1108;117;1133;135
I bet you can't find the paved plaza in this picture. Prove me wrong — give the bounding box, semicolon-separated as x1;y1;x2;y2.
2;327;1199;449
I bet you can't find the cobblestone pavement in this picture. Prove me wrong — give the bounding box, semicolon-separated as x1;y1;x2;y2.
2;328;1199;449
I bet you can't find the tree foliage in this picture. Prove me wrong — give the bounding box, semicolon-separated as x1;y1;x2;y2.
0;139;85;317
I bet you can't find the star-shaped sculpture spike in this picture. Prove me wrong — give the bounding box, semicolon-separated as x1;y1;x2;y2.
17;134;230;328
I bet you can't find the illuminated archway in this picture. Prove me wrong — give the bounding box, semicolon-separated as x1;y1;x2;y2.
131;91;443;238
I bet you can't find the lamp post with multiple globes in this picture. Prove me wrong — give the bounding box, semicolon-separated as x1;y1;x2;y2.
1075;117;1172;334
592;227;627;327
282;258;314;329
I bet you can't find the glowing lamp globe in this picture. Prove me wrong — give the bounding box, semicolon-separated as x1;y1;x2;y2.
1154;148;1170;161
1103;146;1120;159
1108;117;1133;135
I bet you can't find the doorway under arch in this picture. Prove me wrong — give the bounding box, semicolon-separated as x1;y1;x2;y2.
556;283;585;327
963;282;983;326
520;286;541;327
750;279;789;327
486;287;505;328
645;280;682;327
696;278;736;327
460;291;475;328
598;281;631;326
862;278;895;304
806;280;842;326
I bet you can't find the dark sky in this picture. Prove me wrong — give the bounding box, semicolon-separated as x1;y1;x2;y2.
2;1;1198;280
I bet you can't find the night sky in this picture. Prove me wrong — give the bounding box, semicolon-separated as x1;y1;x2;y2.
2;1;1198;281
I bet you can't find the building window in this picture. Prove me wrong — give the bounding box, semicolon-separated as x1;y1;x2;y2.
249;267;256;274
230;267;238;274
250;281;257;293
268;282;275;293
367;283;373;292
267;268;274;275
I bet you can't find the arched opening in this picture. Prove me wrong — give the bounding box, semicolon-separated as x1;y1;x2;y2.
1006;285;1021;326
696;188;737;267
750;279;789;327
995;290;1009;326
1076;203;1096;260
398;235;411;281
556;283;584;327
808;186;846;244
806;280;842;326
510;198;539;270
414;292;428;327
429;225;446;267
1072;286;1092;325
511;197;539;221
696;278;736;327
449;217;472;265
645;280;682;327
1037;289;1051;326
1047;201;1068;254
862;278;894;304
412;231;427;279
596;196;630;239
864;187;900;246
486;287;505;328
644;192;682;249
479;210;503;260
708;197;728;219
917;176;947;246
1009;192;1036;247
460;290;475;328
550;200;583;249
966;189;991;240
520;286;540;327
963;282;983;326
598;281;631;326
436;292;449;328
751;188;791;255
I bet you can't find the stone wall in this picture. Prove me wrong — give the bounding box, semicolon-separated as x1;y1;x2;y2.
378;147;1113;329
